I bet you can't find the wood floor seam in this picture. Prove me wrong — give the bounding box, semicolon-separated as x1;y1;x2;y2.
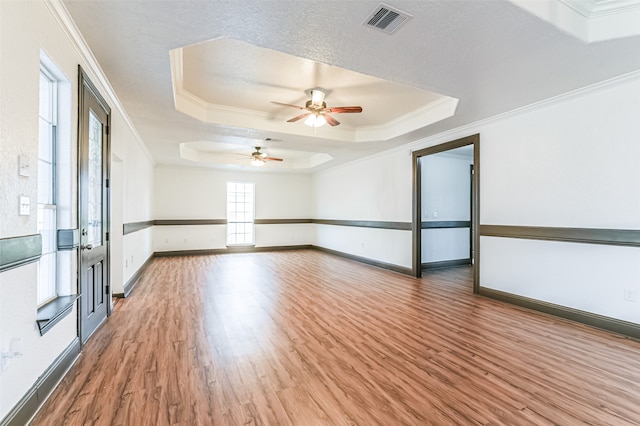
30;250;640;425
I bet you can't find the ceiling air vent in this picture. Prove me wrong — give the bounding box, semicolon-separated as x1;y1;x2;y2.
363;3;412;34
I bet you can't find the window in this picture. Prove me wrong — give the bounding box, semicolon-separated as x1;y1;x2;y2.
37;68;58;305
35;53;74;334
226;182;255;245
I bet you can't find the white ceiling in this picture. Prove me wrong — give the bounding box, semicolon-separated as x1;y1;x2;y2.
178;38;446;126
63;0;640;172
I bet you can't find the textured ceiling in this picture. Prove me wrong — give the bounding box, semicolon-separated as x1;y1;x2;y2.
63;0;640;172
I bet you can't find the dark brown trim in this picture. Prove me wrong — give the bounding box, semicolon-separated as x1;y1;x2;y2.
473;139;480;293
123;220;154;235
57;229;79;250
421;221;471;229
138;246;412;281
422;258;471;270
79;66;110;114
128;219;411;231
255;219;313;225
0;337;80;426
480;225;640;247
413;134;478;158
154;219;227;226
412;148;421;277
113;254;154;298
412;133;480;291
312;246;413;276
154;245;313;258
469;164;474;264
313;219;411;230
0;234;42;273
36;295;80;335
479;287;640;340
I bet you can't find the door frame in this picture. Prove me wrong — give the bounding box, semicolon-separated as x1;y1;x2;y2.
77;66;111;344
412;134;480;292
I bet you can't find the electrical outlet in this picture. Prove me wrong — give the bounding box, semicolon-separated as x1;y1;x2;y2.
623;288;637;302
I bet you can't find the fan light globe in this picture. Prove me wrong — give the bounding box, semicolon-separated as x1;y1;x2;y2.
251;158;265;167
310;89;325;107
305;114;327;128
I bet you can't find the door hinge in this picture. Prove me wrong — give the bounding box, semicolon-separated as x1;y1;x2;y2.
105;178;109;188
105;285;110;295
106;232;109;241
106;125;110;136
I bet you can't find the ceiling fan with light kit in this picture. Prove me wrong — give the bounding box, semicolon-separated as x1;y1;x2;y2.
248;146;282;167
271;89;363;127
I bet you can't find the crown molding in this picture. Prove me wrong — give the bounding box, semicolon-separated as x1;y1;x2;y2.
170;44;458;144
405;67;640;154
45;0;156;165
559;0;640;17
511;0;640;42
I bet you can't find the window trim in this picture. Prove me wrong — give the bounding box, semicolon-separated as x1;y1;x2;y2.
36;51;79;335
226;181;255;246
37;66;59;306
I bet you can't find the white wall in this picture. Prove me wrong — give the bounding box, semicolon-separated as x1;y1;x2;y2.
480;80;640;229
312;71;640;323
110;157;125;293
313;149;412;222
481;237;640;323
0;2;80;416
476;74;640;324
315;225;412;268
312;149;413;268
420;153;472;263
0;0;154;418
118;130;154;285
422;228;470;264
153;166;314;251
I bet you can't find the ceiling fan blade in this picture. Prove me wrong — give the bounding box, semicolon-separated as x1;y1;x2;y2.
271;101;305;110
264;157;283;162
326;106;363;114
287;112;311;123
325;114;340;126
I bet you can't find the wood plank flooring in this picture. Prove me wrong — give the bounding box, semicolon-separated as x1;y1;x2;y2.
31;250;640;425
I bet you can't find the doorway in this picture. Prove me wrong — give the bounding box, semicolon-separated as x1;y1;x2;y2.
78;67;111;343
412;134;479;292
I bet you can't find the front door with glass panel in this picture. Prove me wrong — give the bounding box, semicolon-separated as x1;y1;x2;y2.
78;70;110;344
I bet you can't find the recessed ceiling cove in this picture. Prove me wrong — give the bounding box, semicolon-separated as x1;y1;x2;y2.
179;141;332;170
170;38;458;143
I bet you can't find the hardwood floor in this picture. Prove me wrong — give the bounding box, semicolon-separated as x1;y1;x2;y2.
31;250;640;425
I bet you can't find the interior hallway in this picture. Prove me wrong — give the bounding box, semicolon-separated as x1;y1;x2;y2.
31;250;640;425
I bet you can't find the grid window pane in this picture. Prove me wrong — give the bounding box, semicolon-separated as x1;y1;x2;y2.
39;73;52;120
39;118;53;162
38;160;53;204
226;181;254;245
38;68;57;306
37;252;57;305
38;206;57;254
86;110;103;247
